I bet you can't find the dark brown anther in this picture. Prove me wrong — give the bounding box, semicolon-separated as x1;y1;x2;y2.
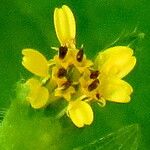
88;79;99;91
96;93;100;99
76;48;84;62
57;67;67;78
59;46;68;59
90;70;99;79
62;80;72;90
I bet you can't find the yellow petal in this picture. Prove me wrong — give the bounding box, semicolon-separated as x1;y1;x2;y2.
22;49;49;77
95;46;136;78
100;76;133;103
26;78;49;109
54;5;76;46
67;101;93;128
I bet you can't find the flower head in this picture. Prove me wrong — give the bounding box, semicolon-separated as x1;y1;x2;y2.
22;5;136;128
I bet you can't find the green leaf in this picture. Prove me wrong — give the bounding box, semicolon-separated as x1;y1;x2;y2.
74;124;140;150
0;108;7;124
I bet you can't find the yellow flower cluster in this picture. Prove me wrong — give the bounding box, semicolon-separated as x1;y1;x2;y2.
22;5;136;128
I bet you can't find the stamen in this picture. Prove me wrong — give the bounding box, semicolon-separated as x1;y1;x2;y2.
76;48;84;62
90;70;99;79
62;80;72;90
59;46;68;59
88;79;99;91
41;78;50;86
57;67;67;78
96;93;100;99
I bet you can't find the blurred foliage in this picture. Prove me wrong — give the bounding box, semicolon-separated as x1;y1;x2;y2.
0;0;150;149
74;124;140;150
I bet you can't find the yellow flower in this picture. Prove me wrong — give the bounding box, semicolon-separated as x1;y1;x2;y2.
21;5;137;128
22;49;50;78
95;46;136;103
54;5;76;48
26;78;49;109
67;100;93;128
78;46;136;106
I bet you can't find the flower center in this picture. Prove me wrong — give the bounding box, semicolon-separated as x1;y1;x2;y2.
57;67;67;78
62;80;72;90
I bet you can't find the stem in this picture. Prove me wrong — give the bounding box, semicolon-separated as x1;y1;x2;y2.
56;107;67;119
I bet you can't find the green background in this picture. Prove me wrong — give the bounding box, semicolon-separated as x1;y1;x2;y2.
0;0;149;149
